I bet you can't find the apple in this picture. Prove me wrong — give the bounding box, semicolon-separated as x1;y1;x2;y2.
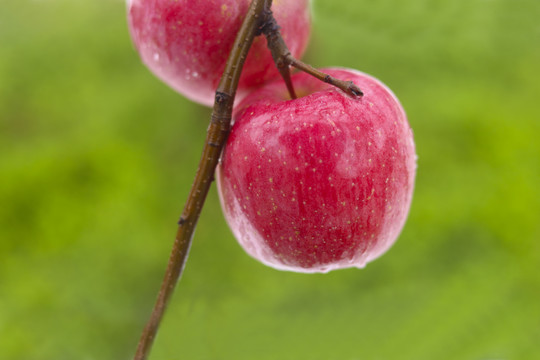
216;68;416;273
127;0;311;106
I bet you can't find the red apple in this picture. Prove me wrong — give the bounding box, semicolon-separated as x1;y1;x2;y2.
127;0;311;106
216;68;416;273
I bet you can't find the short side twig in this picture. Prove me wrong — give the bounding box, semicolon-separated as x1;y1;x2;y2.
133;1;269;359
287;56;364;96
261;12;363;98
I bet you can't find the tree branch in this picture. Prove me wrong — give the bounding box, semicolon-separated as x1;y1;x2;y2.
261;12;363;98
133;1;270;359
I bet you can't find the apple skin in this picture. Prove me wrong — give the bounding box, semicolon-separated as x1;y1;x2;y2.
216;68;416;273
127;0;311;107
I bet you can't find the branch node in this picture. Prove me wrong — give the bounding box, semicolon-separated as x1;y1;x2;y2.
258;9;279;36
215;91;232;105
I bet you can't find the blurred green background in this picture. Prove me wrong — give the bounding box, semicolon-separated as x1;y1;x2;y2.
1;0;539;359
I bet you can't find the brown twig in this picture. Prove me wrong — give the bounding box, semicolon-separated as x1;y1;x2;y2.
261;12;363;97
133;1;270;359
258;9;297;99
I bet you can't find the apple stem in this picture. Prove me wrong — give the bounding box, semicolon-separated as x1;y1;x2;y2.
132;1;270;359
261;12;363;98
279;65;297;99
259;8;297;99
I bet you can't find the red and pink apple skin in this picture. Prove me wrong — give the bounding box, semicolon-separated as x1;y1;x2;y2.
216;68;416;273
127;0;311;107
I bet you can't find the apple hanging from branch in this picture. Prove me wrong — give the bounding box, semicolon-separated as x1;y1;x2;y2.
217;68;416;273
127;0;311;106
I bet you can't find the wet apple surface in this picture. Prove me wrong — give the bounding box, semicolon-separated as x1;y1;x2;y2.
127;0;311;106
217;68;417;273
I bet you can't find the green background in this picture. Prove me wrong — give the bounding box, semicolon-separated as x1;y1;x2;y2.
1;0;539;359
